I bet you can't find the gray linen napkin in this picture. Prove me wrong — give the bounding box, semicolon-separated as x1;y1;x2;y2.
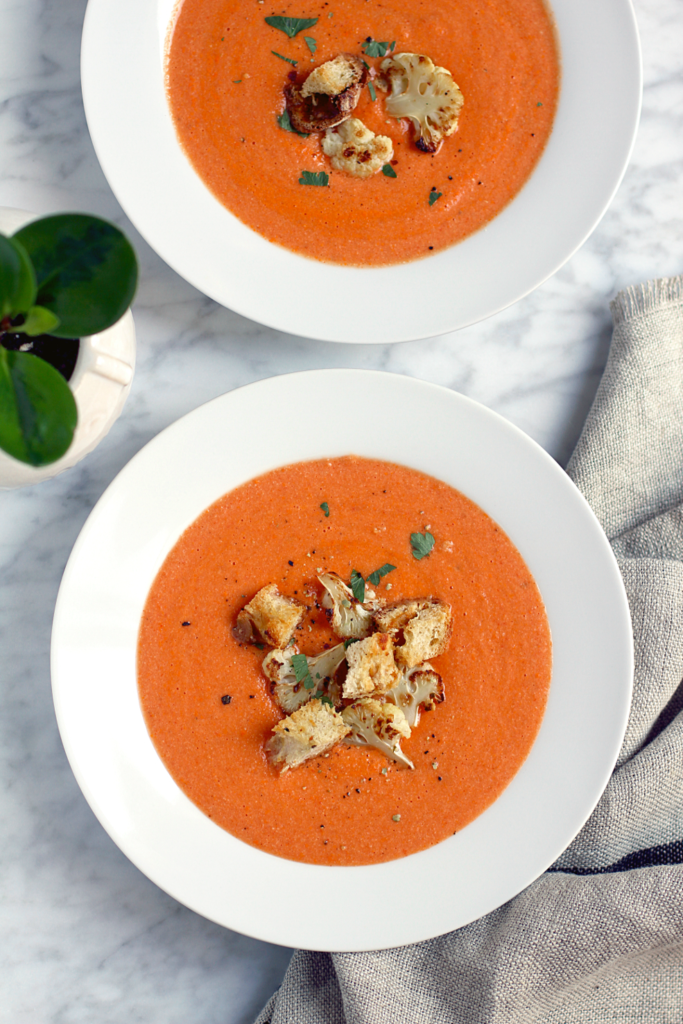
255;277;683;1024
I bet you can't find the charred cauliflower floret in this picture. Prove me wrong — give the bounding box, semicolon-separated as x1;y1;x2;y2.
322;118;394;179
342;698;414;769
232;584;304;648
286;53;367;134
318;571;376;639
379;52;463;153
266;698;350;771
262;644;346;714
374;598;452;668
385;663;445;728
343;632;401;699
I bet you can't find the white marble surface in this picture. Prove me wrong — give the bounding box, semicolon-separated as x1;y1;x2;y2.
0;0;681;1020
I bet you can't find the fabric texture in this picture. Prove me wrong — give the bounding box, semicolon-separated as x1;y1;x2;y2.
255;277;683;1024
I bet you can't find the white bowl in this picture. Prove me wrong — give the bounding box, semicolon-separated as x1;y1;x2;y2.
81;0;641;343
51;370;633;950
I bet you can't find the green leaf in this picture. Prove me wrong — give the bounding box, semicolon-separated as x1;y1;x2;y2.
291;652;315;689
368;81;377;101
429;190;443;206
277;110;309;137
265;15;318;38
272;50;298;66
361;38;393;58
344;638;359;649
318;693;335;707
299;171;329;186
0;347;77;466
350;569;365;604
12;306;61;337
304;35;317;55
320;501;330;516
366;563;396;586
13;214;138;339
410;531;435;560
382;163;397;178
0;234;37;317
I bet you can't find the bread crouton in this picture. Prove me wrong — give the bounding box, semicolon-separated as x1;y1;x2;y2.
342;698;414;769
266;699;350;770
322;118;394;179
232;583;304;649
286;53;367;134
374;599;452;667
343;632;400;699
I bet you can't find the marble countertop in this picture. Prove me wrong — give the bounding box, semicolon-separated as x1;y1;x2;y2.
1;0;681;1020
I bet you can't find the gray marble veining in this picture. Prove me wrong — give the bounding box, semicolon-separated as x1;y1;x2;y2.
1;0;681;1020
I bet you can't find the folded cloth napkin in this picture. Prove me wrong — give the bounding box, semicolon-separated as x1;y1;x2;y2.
255;276;683;1024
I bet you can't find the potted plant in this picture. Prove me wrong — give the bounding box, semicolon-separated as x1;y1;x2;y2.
0;210;138;488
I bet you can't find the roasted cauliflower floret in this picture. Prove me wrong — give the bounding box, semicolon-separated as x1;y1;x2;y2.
385;663;445;728
232;583;304;648
379;52;463;153
286;53;367;133
374;598;452;668
343;632;401;699
262;643;346;714
322;118;394;179
342;698;414;769
266;699;350;771
318;571;375;639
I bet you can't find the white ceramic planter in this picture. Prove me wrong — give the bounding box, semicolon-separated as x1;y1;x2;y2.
0;208;136;489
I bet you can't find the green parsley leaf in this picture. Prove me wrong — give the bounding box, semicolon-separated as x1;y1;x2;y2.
299;170;329;186
537;101;543;106
344;638;360;649
429;190;443;206
233;79;242;83
350;569;365;604
320;501;330;516
366;563;396;586
304;35;317;55
265;15;318;38
272;50;298;66
382;163;397;178
318;693;335;707
410;531;435;560
361;38;393;58
277;110;309;137
368;81;377;101
291;652;315;689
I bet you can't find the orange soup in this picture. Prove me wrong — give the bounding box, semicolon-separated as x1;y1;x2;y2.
166;0;559;265
137;456;551;866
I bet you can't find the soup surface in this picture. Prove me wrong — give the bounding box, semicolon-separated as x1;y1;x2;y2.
138;456;551;866
166;0;559;265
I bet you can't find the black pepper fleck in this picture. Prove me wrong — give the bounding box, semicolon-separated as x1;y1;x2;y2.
288;560;294;566
181;621;191;626
221;695;232;705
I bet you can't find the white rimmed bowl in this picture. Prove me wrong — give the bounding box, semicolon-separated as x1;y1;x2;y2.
81;0;641;343
51;370;633;950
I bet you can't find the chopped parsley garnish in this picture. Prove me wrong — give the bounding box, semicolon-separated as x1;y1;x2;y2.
344;638;360;649
291;652;315;689
320;501;330;516
350;569;366;604
361;38;395;58
265;15;318;38
366;563;396;586
537;101;543;106
368;81;377;102
382;163;397;178
318;693;335;707
411;530;435;559
299;170;329;186
233;79;242;84
277;110;309;137
429;190;443;206
304;35;317;55
272;50;298;66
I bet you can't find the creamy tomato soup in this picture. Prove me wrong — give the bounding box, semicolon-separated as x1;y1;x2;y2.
166;0;559;265
137;456;551;866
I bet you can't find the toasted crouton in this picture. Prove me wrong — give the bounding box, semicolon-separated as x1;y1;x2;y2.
232;583;304;649
286;53;367;134
343;632;401;699
374;599;452;667
322;118;394;179
266;699;350;770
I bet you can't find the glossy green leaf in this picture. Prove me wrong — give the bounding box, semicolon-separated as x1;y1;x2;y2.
13;305;61;337
0;347;77;465
265;16;318;38
350;569;366;604
14;214;138;339
0;234;36;317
